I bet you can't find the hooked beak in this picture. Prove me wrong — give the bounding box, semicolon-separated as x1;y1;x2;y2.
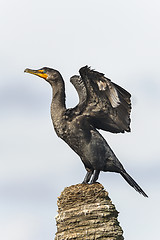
24;68;48;79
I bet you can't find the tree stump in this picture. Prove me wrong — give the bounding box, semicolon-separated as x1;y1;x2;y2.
55;183;124;240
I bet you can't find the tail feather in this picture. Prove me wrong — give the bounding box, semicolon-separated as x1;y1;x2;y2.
121;171;148;197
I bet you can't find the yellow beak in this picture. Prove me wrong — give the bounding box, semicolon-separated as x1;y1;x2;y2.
24;68;48;79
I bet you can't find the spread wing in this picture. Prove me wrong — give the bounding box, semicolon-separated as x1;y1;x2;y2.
70;66;131;133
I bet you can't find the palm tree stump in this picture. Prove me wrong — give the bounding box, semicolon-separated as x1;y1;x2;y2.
55;183;124;240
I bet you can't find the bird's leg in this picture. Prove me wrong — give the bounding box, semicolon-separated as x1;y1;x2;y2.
90;170;100;184
82;170;93;184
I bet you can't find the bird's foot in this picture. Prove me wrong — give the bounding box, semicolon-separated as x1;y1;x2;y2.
89;181;100;185
90;170;100;184
82;181;89;184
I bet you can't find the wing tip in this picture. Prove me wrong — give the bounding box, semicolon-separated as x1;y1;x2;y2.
79;65;90;76
79;66;104;78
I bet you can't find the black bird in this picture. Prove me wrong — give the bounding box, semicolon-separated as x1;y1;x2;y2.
24;66;148;197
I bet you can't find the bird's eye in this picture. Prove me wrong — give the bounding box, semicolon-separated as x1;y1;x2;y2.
43;70;46;73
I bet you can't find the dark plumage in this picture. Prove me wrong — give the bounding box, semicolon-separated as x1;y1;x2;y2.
24;66;148;197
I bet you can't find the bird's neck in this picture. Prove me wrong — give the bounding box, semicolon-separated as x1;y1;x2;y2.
50;77;66;134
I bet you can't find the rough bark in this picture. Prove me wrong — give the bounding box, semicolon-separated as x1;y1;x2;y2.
55;183;124;240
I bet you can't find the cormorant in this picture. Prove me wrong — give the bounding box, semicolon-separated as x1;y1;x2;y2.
24;66;148;197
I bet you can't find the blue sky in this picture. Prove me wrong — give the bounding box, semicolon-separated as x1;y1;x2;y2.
0;0;160;239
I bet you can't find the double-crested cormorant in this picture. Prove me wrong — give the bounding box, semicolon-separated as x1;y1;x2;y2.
24;66;148;197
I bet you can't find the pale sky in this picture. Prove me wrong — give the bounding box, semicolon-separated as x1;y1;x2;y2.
0;0;160;239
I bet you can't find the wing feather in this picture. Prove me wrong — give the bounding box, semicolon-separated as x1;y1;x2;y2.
70;66;131;133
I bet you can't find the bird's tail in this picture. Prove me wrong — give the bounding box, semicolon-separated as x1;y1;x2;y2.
120;171;148;197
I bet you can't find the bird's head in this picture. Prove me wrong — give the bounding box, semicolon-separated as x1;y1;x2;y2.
24;67;60;84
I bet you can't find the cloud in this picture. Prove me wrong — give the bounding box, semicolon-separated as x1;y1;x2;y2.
0;0;160;239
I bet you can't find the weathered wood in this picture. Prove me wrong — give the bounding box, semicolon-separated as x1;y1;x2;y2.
55;183;124;240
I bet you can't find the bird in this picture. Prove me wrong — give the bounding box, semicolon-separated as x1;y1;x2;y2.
24;66;148;197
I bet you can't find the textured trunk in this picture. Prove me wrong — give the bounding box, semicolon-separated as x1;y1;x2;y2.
55;183;124;240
